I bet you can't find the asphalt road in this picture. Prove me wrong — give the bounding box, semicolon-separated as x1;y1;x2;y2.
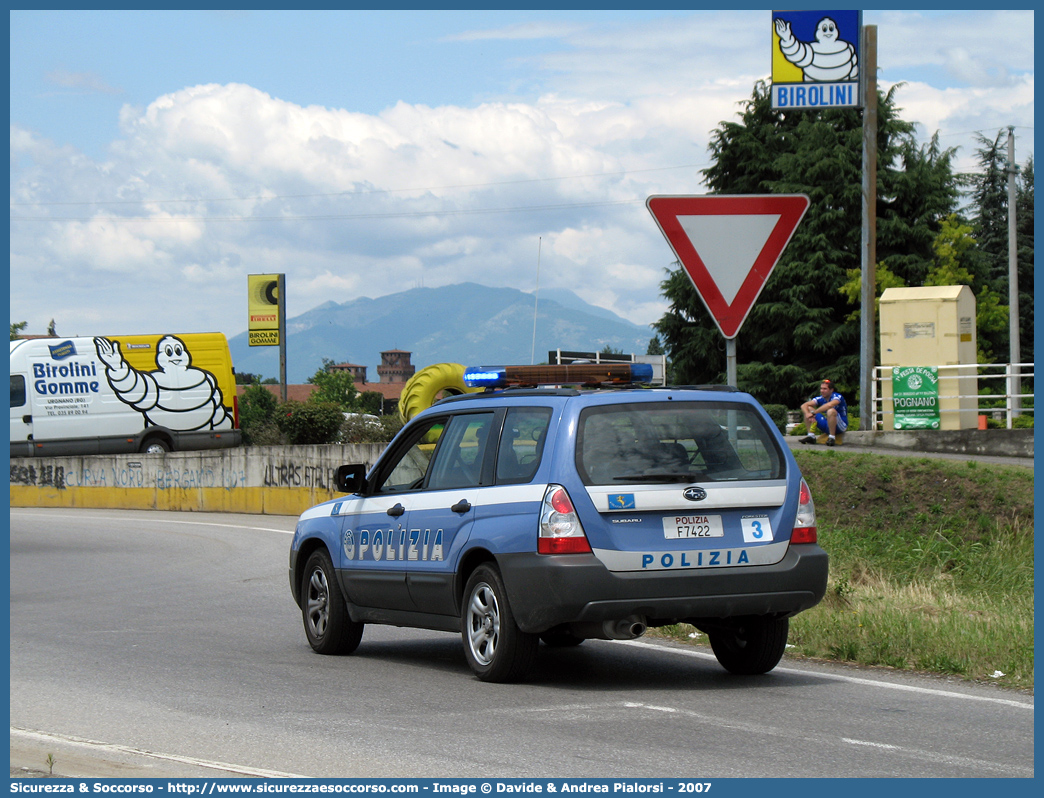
9;508;1034;780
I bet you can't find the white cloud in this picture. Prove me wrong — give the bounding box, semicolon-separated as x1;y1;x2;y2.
880;74;1034;172
876;11;1034;84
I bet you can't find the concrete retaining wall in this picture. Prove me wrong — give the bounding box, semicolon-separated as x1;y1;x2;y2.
10;429;1031;516
9;444;386;517
839;428;1033;458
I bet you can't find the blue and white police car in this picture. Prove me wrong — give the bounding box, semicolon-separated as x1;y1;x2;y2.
289;363;828;682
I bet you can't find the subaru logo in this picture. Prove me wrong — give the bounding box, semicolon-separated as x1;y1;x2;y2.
683;487;707;502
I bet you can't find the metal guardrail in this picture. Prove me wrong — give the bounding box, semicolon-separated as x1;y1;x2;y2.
870;363;1034;431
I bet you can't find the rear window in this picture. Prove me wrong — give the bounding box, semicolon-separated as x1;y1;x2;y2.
576;401;783;485
496;407;552;484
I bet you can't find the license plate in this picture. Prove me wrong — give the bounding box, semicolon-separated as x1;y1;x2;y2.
663;514;724;539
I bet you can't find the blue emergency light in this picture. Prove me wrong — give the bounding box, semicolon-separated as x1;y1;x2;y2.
464;362;653;389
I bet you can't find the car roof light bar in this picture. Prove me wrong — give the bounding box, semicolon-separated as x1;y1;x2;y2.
464;363;653;389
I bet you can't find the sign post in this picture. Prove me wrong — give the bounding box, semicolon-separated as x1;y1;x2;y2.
647;194;810;386
771;10;876;427
248;273;287;401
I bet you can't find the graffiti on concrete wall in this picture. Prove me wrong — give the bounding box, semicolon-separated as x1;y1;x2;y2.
11;455;368;493
262;461;341;490
10;463;67;489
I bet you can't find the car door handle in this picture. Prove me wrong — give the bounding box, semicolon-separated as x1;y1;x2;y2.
387;503;406;517
450;499;472;514
22;415;32;424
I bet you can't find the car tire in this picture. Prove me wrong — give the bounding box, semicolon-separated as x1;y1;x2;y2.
301;549;364;655
462;564;538;682
141;438;170;454
540;628;585;647
709;616;789;675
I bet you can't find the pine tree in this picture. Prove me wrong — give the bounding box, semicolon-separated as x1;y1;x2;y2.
962;134;1034;367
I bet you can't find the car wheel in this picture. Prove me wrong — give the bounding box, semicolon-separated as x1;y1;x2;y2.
301;549;363;655
540;628;585;647
462;564;538;682
141;438;170;454
709;616;789;675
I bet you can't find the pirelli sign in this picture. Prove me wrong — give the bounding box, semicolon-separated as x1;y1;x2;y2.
248;274;284;347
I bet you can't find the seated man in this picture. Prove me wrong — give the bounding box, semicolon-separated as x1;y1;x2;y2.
800;379;848;446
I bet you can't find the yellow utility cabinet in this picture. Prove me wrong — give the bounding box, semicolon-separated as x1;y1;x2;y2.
879;286;977;430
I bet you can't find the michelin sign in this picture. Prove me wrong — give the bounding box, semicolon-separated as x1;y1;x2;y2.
772;10;861;110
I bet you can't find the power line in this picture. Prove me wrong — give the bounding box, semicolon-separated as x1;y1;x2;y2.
9;162;707;208
10;198;645;224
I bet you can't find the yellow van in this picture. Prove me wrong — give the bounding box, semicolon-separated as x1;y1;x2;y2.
10;332;242;457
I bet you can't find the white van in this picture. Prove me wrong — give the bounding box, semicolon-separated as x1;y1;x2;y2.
10;333;242;457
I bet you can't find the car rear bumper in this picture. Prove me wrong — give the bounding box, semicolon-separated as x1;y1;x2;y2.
497;543;828;633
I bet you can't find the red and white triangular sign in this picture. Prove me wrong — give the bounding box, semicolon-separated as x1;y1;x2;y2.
647;194;810;339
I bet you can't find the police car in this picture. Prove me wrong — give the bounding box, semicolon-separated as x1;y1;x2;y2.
289;363;828;682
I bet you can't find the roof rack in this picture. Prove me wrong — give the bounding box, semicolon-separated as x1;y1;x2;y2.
664;384;740;392
463;362;653;389
434;387;581;407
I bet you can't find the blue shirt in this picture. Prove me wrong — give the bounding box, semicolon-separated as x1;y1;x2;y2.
815;392;848;426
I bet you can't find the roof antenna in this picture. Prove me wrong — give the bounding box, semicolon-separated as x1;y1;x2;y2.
530;236;541;365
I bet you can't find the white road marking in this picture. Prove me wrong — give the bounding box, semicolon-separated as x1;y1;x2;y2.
624;702;678;714
617;639;1033;710
843;738;901;750
11;727;308;779
10;509;295;534
617;702;1032;776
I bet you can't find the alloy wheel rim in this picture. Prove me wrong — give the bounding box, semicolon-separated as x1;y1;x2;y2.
306;567;330;638
467;582;500;666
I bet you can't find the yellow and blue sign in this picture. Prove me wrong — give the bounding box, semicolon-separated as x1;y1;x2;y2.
771;10;861;110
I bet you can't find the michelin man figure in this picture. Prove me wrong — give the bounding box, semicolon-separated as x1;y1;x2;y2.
775;16;858;82
94;335;234;431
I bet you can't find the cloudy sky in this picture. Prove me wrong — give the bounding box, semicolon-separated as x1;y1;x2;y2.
9;9;1035;346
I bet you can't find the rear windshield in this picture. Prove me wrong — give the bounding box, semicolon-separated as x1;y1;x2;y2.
576;401;784;484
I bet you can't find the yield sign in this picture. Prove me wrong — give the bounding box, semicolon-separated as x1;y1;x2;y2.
647;194;810;338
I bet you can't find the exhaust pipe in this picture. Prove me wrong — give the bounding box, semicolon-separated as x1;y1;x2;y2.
562;615;648;641
602;615;647;640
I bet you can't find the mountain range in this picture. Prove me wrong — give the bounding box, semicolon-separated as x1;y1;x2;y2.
228;283;656;384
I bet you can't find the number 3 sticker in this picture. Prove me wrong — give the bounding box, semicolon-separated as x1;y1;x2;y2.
741;515;773;543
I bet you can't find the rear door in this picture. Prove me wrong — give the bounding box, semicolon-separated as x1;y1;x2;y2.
10;373;32;456
573;399;795;572
404;410;498;614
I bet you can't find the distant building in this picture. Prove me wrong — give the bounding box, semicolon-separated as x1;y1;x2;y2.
243;350;417;415
376;350;415;384
327;362;368;383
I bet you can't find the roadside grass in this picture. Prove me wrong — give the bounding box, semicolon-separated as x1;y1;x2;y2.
655;451;1035;689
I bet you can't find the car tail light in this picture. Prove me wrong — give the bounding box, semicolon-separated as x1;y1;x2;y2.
791;478;817;544
538;485;591;554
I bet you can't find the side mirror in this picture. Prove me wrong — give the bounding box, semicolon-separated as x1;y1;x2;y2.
336;464;368;494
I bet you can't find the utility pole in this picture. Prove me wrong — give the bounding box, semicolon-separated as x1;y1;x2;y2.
1006;127;1021;416
859;25;878;429
278;273;287;402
